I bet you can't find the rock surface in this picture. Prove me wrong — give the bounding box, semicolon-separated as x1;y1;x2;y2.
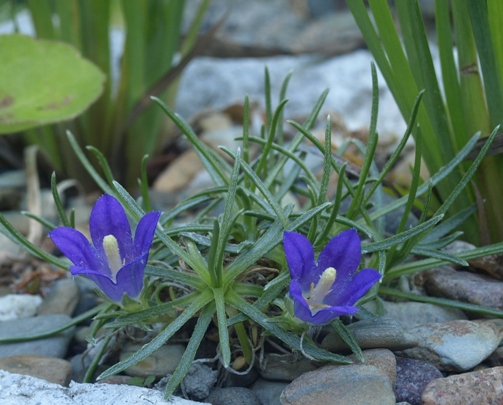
421;366;503;405
251;378;288;405
424;267;503;309
0;354;72;386
280;363;396;405
258;353;318;381
0;294;42;321
206;387;261;405
321;317;419;352
397;320;501;371
0;314;75;359
181;363;218;401
36;279;80;316
393;357;443;405
0;370;206;405
120;343;186;377
369;301;467;329
348;348;397;386
177;52;405;139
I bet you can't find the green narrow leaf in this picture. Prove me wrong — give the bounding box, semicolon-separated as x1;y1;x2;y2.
98;290;213;380
379;286;503;317
0;213;68;269
163;302;215;399
226;290;351;363
409;247;468;267
255;98;289;178
363;214;444;253
214;287;231;367
331;318;364;362
369;131;480;221
66;131;113;194
264;88;329;189
152;97;230;186
139;154;152;212
220;147;288;227
50;172;71;227
384;241;503;281
0;304;104;343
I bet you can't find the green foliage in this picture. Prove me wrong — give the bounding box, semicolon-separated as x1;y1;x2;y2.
347;0;503;244
0;34;104;133
2;66;503;399
6;0;210;190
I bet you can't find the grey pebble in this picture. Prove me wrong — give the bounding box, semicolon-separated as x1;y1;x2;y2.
393;357;443;405
251;378;288;405
321;316;419;352
120;343;186;377
181;363;218;401
257;353;318;381
206;387;261;405
37;278;80;316
0;314;75;359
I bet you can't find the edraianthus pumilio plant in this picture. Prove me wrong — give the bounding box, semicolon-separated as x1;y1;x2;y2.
284;229;381;325
49;194;161;303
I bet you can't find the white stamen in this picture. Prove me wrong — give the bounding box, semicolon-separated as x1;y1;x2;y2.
305;267;336;310
103;235;123;280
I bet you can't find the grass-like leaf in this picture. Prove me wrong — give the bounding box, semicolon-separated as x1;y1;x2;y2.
98;290;213;380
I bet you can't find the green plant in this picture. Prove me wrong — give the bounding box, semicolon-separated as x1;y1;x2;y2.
0;34;105;133
2;66;503;400
347;0;503;245
3;0;210;190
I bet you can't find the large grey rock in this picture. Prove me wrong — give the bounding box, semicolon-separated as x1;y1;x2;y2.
321;317;419;352
0;370;206;405
0;314;75;359
365;300;467;329
424;267;503;309
398;320;501;371
348;349;397;386
176;52;405;139
280;364;396;405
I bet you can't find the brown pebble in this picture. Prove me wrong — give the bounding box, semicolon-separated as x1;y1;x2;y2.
0;354;72;386
422;366;503;405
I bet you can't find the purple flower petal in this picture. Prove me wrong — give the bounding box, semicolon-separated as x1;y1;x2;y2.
50;227;106;275
70;254;147;302
113;254;148;299
317;229;361;284
284;229;381;325
52;194;161;303
284;232;318;288
70;265;124;302
295;302;359;325
328;268;382;307
89;195;133;262
134;211;161;257
290;280;358;324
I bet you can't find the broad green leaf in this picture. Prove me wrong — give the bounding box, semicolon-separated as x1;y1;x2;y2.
0;34;104;133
